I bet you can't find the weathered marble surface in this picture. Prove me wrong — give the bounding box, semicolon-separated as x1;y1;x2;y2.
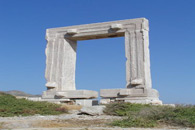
43;18;162;104
45;38;77;91
42;90;98;99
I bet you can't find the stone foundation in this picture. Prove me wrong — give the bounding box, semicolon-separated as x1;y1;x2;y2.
28;90;98;106
40;90;98;106
42;90;98;99
100;88;162;105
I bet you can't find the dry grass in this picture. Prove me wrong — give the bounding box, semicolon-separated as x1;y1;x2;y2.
0;122;4;129
34;119;110;128
60;104;82;111
34;120;71;128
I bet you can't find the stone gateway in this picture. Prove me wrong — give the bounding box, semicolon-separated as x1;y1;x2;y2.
42;18;162;105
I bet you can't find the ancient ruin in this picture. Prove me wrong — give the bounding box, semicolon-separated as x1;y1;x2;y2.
41;18;162;105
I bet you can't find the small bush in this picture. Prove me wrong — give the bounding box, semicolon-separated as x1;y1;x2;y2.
111;116;157;127
105;103;195;128
104;102;151;116
0;92;67;117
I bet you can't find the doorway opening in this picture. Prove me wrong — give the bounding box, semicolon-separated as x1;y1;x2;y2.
76;37;126;92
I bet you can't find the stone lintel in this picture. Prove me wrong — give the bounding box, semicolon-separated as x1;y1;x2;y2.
46;18;148;41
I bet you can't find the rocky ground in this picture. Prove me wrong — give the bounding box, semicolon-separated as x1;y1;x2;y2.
0;113;193;130
0;104;193;130
0;113;122;129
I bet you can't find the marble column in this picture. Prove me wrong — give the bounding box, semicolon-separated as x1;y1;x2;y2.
45;37;77;91
125;28;152;89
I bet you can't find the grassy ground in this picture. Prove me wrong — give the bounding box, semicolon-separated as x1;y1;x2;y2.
1;92;195;128
104;102;195;128
0;92;67;117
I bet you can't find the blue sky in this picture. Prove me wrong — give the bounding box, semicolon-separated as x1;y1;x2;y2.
0;0;194;104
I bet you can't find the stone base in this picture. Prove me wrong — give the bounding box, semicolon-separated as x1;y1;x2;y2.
118;97;162;105
100;88;162;105
28;97;98;106
28;97;70;104
75;99;98;107
42;90;98;99
27;90;99;106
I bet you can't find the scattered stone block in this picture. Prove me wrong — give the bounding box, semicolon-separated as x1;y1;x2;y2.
79;106;105;116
